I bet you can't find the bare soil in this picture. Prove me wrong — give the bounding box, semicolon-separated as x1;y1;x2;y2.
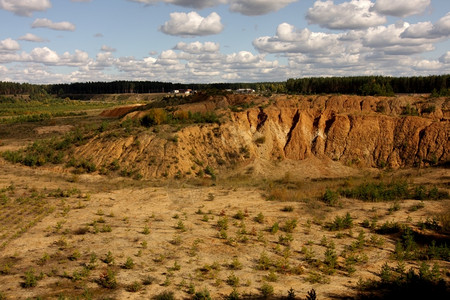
0;95;448;299
0;157;448;299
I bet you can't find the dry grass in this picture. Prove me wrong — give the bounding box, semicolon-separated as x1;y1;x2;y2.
0;100;448;299
0;161;448;299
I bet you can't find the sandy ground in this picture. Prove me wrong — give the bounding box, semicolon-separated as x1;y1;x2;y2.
0;159;448;299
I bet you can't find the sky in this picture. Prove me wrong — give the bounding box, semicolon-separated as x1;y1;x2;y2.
0;0;449;84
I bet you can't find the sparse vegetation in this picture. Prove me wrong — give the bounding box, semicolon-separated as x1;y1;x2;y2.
0;92;448;299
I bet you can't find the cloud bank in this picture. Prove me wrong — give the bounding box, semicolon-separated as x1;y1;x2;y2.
160;12;224;37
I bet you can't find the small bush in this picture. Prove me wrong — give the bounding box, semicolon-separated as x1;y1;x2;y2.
339;180;409;202
281;205;294;212
96;269;117;289
357;262;447;299
126;281;142;292
21;269;42;288
229;258;243;270
142;275;156;285
376;221;403;234
233;210;245;220
326;213;353;231
153;291;175;300
193;288;212;300
260;282;274;298
322;189;339;206
257;251;272;270
269;222;279;234
102;251;114;265
123;257;135;269
226;288;240;300
217;217;228;231
254;212;264;223
282;219;298;233
226;273;240;287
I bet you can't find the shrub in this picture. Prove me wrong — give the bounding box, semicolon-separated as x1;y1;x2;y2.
278;233;294;246
233;210;245;220
326;213;353;231
287;288;296;300
322;188;339;206
260;282;274;298
21;269;42;288
217;217;228;231
281;205;294;212
376;221;403;234
193;288;212;300
254;212;264;223
123;257;135;269
257;251;272;270
226;288;240;300
339;180;409;202
306;289;317;300
96;269;117;289
204;165;216;180
282;219;298;233
153;291;175;300
265;270;278;282
402;104;419;116
357;262;447;299
323;243;338;274
226;273;240;287
126;281;142;292
229;258;243;270
141;109;167;127
102;251;114;265
142;275;156;285
269;222;279;234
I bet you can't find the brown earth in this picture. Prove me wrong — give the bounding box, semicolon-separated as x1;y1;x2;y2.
0;93;448;299
76;94;449;180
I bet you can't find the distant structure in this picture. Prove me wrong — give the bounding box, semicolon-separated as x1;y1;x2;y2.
235;88;255;94
170;89;192;95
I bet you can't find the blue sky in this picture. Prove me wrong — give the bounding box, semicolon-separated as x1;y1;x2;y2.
0;0;449;83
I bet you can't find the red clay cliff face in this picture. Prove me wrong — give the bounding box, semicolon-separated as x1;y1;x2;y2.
76;94;449;178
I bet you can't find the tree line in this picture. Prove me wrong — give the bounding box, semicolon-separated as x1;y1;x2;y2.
0;75;448;97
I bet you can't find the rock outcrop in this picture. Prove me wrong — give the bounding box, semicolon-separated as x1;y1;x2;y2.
75;94;449;178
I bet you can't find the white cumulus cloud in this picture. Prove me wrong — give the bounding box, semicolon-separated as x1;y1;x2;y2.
401;13;450;40
439;51;450;64
160;11;223;37
363;22;438;54
174;41;220;54
32;18;76;31
229;0;298;16
101;45;117;52
129;0;297;15
19;33;47;42
30;47;60;64
128;0;225;9
372;0;430;18
0;0;51;17
253;23;342;54
433;12;450;37
306;0;386;30
0;38;20;52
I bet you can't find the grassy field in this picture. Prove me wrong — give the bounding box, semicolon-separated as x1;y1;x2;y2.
0;95;448;299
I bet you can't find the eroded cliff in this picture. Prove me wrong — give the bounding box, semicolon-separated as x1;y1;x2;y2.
75;94;449;178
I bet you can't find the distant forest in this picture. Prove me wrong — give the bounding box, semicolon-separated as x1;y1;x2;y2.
0;75;448;97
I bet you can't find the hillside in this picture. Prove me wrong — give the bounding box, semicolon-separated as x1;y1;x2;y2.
0;93;448;300
69;93;449;180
